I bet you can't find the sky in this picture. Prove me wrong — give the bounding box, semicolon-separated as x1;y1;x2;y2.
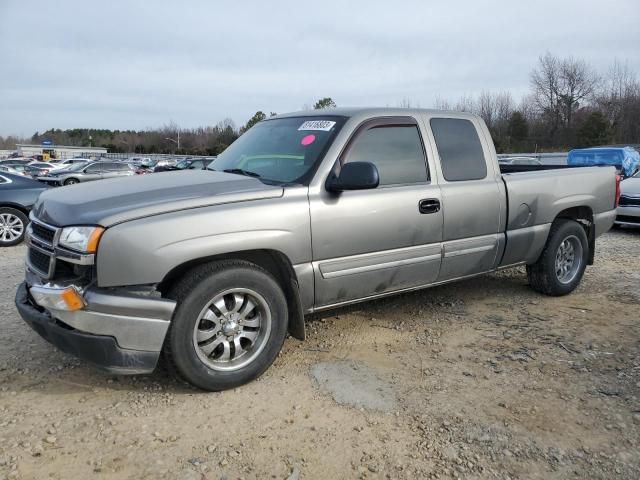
0;0;639;137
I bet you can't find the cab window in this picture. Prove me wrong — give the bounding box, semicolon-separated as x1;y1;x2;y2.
343;123;428;186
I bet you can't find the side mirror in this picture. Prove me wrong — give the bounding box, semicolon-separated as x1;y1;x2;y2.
326;162;379;192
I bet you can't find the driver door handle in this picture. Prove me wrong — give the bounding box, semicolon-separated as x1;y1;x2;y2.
419;198;440;214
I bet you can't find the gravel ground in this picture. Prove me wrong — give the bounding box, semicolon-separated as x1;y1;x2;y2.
0;229;639;479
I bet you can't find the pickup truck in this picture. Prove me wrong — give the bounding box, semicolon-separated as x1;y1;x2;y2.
15;108;619;391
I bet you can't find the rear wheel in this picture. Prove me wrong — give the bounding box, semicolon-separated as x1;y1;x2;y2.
164;260;288;391
526;219;589;296
0;207;28;247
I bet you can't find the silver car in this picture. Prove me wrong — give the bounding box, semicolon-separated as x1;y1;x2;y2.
37;161;134;186
616;170;640;227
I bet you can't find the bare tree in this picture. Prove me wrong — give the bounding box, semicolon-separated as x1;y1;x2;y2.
433;96;451;110
596;59;640;143
477;90;497;127
558;56;599;130
454;94;475;113
530;52;600;143
530;52;562;136
476;90;514;129
398;98;417;108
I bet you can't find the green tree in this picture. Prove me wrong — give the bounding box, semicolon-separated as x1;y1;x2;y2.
313;97;336;109
508;111;528;142
576;111;612;147
241;111;267;133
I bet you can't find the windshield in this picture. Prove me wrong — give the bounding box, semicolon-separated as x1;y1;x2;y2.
64;162;89;172
209;116;345;184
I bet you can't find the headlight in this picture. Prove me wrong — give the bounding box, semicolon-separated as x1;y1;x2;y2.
58;226;104;253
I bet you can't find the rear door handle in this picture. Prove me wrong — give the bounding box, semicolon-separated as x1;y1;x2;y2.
419;198;440;214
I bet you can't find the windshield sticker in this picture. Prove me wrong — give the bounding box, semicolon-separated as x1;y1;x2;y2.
301;134;316;146
298;120;336;131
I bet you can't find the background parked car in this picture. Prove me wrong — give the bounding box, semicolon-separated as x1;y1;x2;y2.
0;158;31;167
615;169;640;227
0;165;28;176
24;162;56;177
155;157;215;172
0;173;47;246
151;158;178;172
50;158;92;170
499;156;542;166
37;161;134;186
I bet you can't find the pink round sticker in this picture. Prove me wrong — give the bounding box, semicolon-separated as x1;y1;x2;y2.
301;134;316;146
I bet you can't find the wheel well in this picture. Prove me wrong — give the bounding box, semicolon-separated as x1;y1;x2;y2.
0;204;29;216
158;249;305;340
554;206;595;265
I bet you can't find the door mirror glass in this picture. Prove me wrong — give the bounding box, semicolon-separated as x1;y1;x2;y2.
327;162;379;192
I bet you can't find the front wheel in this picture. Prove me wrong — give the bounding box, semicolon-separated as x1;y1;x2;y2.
64;178;79;186
526;219;589;296
164;260;288;391
0;207;28;247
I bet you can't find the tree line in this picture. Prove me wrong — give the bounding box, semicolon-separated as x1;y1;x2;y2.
1;56;638;155
434;54;640;152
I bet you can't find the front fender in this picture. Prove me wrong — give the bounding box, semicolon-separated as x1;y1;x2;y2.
96;189;312;288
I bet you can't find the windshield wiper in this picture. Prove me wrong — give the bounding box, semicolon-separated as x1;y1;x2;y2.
222;168;261;178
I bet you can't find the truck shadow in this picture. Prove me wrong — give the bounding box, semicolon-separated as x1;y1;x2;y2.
23;270;531;395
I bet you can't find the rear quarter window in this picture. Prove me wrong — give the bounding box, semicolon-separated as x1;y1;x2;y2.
430;118;487;182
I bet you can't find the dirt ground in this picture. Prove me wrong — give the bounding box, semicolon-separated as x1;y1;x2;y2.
1;229;639;480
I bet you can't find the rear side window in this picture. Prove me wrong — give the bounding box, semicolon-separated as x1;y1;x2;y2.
85;164;102;173
344;125;428;186
430;118;487;181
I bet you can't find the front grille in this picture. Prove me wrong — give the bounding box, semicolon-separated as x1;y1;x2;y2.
29;248;52;275
616;215;640;224
619;195;640;207
31;222;56;244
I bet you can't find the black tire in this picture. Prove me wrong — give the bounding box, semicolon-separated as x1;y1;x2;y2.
526;219;589;296
164;260;288;391
64;178;79;186
0;207;28;247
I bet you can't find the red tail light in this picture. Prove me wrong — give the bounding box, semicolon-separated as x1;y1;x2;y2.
615;174;621;208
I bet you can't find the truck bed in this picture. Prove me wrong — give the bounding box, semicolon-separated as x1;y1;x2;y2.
498;165;617;266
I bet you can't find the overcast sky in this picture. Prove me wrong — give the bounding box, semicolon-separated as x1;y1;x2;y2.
1;0;638;137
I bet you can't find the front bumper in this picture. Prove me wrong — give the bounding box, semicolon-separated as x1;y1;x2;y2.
36;177;61;186
15;279;176;374
615;205;640;226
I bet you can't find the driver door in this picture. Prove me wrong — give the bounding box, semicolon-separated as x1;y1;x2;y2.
82;163;104;181
309;117;443;307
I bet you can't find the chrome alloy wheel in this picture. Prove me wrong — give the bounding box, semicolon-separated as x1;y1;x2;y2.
555;235;583;284
192;288;272;371
0;213;24;243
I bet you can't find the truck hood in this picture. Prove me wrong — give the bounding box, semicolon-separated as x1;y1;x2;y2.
32;170;284;227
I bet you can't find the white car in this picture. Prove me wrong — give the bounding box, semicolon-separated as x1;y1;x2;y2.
50;158;92;170
0;165;27;176
615;170;640;227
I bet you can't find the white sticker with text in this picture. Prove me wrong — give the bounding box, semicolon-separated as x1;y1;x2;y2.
298;120;336;131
